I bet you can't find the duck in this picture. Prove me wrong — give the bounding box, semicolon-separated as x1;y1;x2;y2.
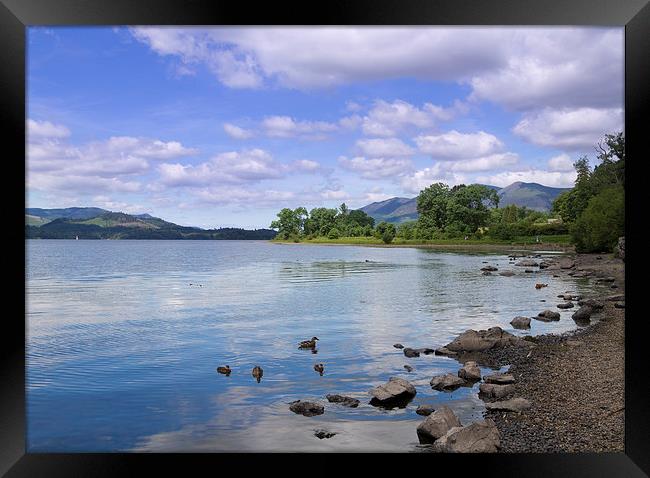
314;363;324;376
298;337;319;349
216;365;231;375
252;365;263;383
535;283;548;289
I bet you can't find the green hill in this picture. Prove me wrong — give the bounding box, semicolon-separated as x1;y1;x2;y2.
25;209;276;240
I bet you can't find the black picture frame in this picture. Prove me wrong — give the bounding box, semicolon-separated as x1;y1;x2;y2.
3;0;648;475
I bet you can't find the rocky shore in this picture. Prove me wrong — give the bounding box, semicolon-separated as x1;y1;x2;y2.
480;252;625;452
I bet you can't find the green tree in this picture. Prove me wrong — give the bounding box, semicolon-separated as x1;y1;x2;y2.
270;207;308;240
375;221;396;243
445;184;499;234
571;185;624;252
305;207;337;236
416;182;450;238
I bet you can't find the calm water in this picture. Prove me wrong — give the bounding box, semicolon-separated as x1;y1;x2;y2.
26;240;605;452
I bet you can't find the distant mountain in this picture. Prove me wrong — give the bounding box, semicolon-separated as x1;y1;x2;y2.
359;182;571;224
25;208;276;240
496;182;571;211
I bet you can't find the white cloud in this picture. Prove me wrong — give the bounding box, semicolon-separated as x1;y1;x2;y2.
400;165;467;194
547;153;575;172
415;130;504;160
261;115;339;140
512;107;623;150
337;156;413;180
355;138;414;157
442;153;519;172
27;119;71;139
130;27;622;114
223;123;254;139
360;99;456;137
476;169;577;188
469;29;623;110
27;120;198;197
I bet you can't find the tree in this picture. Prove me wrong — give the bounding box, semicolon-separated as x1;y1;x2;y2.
305;207;337;236
375;221;396;243
445;184;499;234
270;207;308;239
416;183;450;238
571;185;624;252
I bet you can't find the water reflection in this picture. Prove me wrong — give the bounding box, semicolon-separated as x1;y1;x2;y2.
26;240;613;452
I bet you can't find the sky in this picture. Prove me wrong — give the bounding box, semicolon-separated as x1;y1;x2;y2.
26;27;624;229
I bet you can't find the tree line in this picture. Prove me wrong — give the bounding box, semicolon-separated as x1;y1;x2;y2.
270;132;624;251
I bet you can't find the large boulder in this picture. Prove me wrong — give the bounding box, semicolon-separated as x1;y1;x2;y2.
369;377;416;406
458;361;481;381
485;398;531;412
535;310;561;322
433;419;500;453
416;405;461;444
510;316;531;329
483;372;516;384
289;400;324;417
444;327;531;353
479;383;515;399
430;373;467;391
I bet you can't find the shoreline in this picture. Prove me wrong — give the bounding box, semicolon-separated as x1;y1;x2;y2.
476;253;624;452
272;240;575;253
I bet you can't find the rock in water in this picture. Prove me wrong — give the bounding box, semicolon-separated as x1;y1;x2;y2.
483;372;515;385
572;305;592;322
515;259;539;267
326;394;360;408
577;298;604;309
314;429;336;439
433;419;501;453
535;310;561;322
479;383;515;399
499;271;515;277
510;316;531;329
443;327;531;353
458;361;481;381
403;347;420;358
485;398;531;412
404;365;414;372
430;373;467;391
481;266;498;272
369;377;416;406
289;400;324;417
416;405;462;444
557;302;574;309
393;343;404;349
416;405;435;416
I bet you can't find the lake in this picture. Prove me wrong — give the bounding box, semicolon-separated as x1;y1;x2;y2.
26;240;604;452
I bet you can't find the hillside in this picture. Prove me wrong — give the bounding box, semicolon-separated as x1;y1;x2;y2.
359;182;570;224
25;208;276;240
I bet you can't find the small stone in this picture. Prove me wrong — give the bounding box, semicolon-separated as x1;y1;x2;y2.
289;400;324;417
393;343;404;349
416;404;436;416
314;429;336;439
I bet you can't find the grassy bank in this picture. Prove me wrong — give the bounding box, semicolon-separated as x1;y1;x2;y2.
272;234;574;251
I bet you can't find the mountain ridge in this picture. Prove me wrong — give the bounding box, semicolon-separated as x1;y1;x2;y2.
25;208;276;240
359;181;570;224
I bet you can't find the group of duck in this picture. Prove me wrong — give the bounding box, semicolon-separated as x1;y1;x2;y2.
216;336;324;382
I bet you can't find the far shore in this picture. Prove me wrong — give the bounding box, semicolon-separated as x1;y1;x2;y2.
271;239;575;253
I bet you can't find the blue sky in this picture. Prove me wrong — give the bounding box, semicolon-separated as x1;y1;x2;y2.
27;27;623;229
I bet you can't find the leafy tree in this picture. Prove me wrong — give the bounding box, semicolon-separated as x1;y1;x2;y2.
270;207;308;239
446;184;499;234
328;227;341;239
348;209;375;229
397;221;417;240
305;207;337;236
416;183;450;238
375;221;396;243
571;185;624;252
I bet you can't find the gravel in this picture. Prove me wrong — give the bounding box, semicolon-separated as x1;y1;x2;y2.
481;253;625;453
